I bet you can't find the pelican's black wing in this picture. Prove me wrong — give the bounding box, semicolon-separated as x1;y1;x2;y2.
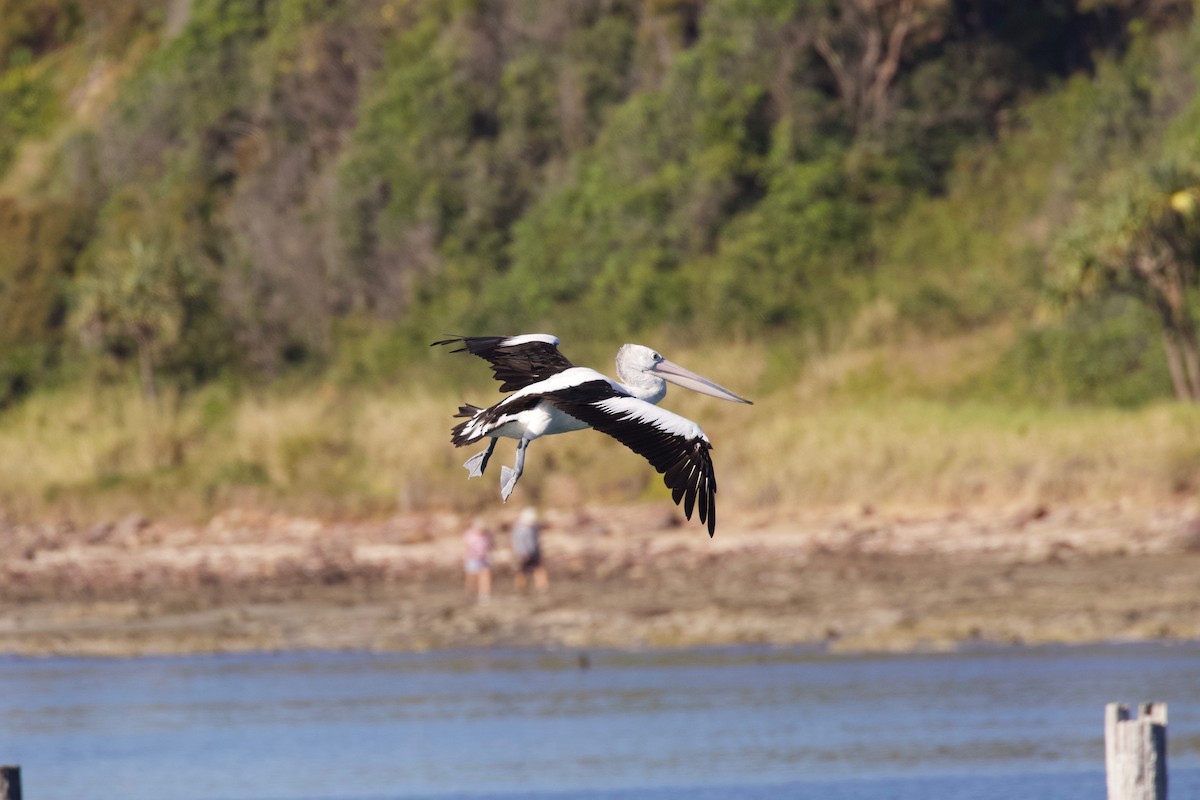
543;380;718;537
432;334;576;392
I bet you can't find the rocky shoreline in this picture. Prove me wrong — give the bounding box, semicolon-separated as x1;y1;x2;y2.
2;502;1199;657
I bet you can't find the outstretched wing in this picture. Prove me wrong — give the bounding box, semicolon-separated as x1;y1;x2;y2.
432;334;575;392
543;380;718;537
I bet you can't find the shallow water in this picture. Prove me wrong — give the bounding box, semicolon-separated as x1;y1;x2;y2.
1;642;1198;799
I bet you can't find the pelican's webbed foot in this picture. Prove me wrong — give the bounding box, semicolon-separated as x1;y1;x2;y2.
499;439;529;502
500;466;518;501
463;439;497;478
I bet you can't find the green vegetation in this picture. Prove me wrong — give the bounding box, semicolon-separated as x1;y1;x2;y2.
1;0;1199;519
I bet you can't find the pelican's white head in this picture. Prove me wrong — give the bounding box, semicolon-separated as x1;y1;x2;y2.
615;344;752;406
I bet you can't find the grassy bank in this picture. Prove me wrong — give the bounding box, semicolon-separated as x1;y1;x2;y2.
2;334;1198;524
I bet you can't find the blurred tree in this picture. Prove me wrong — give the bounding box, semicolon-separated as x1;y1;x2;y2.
0;0;78;64
74;237;197;401
73;183;220;400
1060;164;1200;401
632;0;703;88
340;1;641;331
0;49;56;173
693;150;870;337
0;198;90;406
813;0;951;137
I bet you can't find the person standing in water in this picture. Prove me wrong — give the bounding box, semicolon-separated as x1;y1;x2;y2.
511;507;549;594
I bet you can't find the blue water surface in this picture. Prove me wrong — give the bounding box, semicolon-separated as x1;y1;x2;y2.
1;642;1198;800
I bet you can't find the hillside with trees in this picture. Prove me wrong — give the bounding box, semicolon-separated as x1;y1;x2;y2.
1;0;1198;519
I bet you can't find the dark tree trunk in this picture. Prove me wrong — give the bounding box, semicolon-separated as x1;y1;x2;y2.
1139;252;1200;402
1160;328;1192;401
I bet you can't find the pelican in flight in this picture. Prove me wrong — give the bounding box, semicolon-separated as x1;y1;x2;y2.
432;334;752;536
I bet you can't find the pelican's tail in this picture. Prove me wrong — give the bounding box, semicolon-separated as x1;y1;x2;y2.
451;404;485;447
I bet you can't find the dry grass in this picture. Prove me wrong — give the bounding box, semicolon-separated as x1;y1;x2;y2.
1;335;1198;523
721;397;1200;510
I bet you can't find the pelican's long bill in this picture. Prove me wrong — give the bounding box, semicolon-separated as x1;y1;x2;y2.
651;359;753;405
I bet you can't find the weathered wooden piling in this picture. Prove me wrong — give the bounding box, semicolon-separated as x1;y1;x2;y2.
0;765;21;800
1106;702;1167;800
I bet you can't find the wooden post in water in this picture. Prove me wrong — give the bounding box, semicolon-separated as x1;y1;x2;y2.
1106;702;1167;800
0;766;21;800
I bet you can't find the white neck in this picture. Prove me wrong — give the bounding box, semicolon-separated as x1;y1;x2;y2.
615;369;666;405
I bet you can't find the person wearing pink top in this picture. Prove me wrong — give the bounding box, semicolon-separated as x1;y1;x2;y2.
462;517;494;603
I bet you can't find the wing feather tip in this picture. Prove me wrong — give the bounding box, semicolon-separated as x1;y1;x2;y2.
683;486;697;520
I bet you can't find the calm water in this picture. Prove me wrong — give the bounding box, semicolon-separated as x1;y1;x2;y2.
1;642;1198;800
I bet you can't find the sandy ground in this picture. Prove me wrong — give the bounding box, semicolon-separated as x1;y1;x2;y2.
2;502;1199;657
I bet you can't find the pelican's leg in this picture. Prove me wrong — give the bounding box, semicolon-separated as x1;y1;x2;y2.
499;438;529;502
463;438;497;478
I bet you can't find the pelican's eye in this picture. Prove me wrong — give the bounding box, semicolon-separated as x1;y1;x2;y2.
652;352;662;362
